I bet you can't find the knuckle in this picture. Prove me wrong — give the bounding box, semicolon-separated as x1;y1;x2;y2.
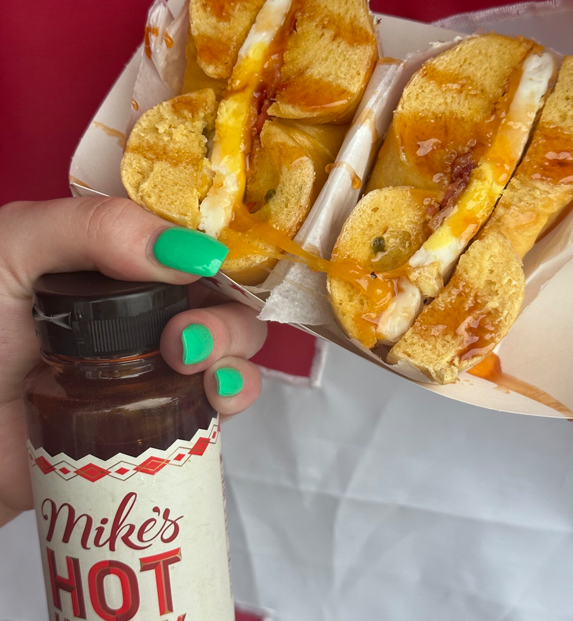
81;197;137;245
0;201;29;230
0;202;34;295
211;312;234;355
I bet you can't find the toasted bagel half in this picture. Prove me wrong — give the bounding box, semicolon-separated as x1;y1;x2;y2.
387;235;525;384
367;34;540;192
189;0;266;80
121;90;217;229
480;55;573;257
327;187;443;347
268;0;378;124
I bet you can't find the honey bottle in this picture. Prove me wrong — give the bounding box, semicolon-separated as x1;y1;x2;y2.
23;272;234;621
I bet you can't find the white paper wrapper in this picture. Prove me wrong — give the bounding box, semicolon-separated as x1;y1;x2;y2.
69;1;573;417
127;0;190;135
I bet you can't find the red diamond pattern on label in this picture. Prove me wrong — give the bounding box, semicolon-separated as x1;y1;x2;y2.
135;456;170;475
190;437;210;456
35;456;56;474
75;463;110;482
27;418;218;483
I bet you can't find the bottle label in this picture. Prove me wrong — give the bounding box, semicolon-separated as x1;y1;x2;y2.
27;417;234;621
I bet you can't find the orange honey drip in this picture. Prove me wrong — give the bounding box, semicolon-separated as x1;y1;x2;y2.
456;301;500;362
163;32;174;48
193;33;232;70
356;106;379;142
521;125;573;185
272;4;375;116
521;123;573;244
325;162;362;189
69;176;92;189
201;0;242;21
131;99;139;111
468;354;572;418
276;77;354;113
404;279;501;362
92;122;126;148
144;26;159;59
377;57;402;65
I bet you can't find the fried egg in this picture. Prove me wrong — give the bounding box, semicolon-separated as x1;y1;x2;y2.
199;0;293;239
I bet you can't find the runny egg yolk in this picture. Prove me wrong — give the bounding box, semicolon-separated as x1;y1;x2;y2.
199;0;294;239
409;52;555;282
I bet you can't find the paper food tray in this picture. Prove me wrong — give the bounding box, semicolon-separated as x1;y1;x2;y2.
69;1;573;418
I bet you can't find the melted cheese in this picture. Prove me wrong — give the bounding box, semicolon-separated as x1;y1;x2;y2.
408;52;555;280
199;0;293;238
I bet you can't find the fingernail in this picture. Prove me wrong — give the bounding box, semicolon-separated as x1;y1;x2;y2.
214;367;244;398
182;324;214;365
153;228;228;277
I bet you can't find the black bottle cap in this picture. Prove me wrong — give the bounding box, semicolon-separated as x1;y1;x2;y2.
32;272;189;358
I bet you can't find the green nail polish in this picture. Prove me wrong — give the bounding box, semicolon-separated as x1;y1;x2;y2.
153;228;229;277
182;324;214;365
215;367;244;398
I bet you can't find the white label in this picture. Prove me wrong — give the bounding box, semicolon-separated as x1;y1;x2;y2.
28;418;234;621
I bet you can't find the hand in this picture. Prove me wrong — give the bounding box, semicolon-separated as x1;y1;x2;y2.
0;197;267;525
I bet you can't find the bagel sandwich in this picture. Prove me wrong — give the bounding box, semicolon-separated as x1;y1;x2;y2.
328;36;573;383
389;55;573;383
122;0;378;285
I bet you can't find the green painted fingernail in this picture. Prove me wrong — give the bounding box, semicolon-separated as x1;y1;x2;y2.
153;227;228;277
215;367;244;397
182;324;214;365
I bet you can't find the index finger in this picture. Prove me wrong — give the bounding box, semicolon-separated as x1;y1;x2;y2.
0;197;228;297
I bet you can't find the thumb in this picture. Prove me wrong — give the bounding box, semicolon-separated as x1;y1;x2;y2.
0;197;228;297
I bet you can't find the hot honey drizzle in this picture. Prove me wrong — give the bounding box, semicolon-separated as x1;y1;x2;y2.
144;26;159;59
355;106;379;142
325;162;362;189
69;176;92;189
468;354;572;418
521;125;573;185
377;57;402;66
402;279;501;362
92;122;126;148
201;0;241;21
397;61;525;187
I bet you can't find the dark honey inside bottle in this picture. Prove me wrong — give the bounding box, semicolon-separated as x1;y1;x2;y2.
24;272;216;461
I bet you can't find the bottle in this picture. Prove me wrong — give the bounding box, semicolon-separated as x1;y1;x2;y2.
23;272;234;621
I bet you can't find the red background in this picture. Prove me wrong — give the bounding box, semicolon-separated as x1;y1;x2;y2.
0;0;516;612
